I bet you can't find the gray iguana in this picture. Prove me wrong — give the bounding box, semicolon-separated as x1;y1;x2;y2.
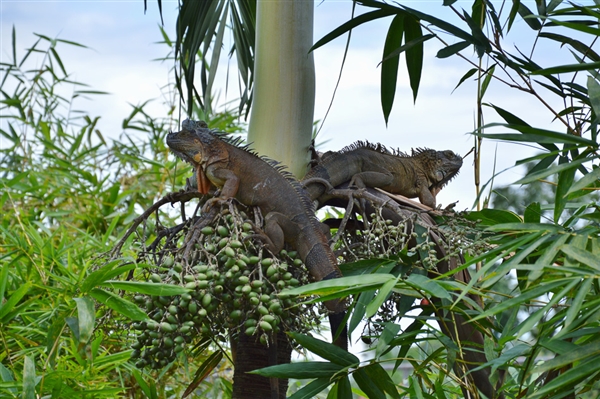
303;141;463;208
166;120;347;349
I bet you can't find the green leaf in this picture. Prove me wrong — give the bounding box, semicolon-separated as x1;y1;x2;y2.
484;223;563;233
74;297;95;344
453;67;477;91
182;351;223;398
363;363;400;399
464;208;522;226
250;362;344;379
554;157;576;222
477;123;596;146
517;3;542;30
366;277;397;318
516;157;592;185
332;376;352;399
99;281;189;296
470;280;565;322
534;341;600;375
405;274;451;300
281;274;394;297
376;323;401;358
587;76;600;123
23;356;35;399
528;354;600;399
312;9;397;51
479;64;495;100
89;288;148;321
353;368;386;399
288;377;333;399
0;282;32;322
288;332;359;367
399;4;475;44
81;261;136;293
566;166;600;195
381;14;404;125
404;16;426;102
523;202;541;223
540;32;600;62
560;243;600;270
437;41;470;59
349;290;376;334
561;278;593;335
531;61;600;75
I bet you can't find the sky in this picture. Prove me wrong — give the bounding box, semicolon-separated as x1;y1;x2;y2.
1;1;575;210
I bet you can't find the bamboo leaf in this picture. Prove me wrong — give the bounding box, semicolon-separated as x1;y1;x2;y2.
0;282;32;322
89;288;148;321
566;166;600;194
288;332;359;367
470;280;565;321
81;262;136;292
531;61;600;75
405;274;451;300
560;243;600;270
517;3;542;30
528;354;600;398
524;202;541;223
288;377;332;399
312;9;397;51
381;14;404;125
250;362;344;379
562;278;593;335
375;322;401;358
437;41;470;59
366;277;397;318
281;274;394;297
476;123;596;146
554;157;576;222
354;368;386;399
74;296;95;344
399;4;475;44
453;67;477;91
23;356;35;399
515;157;592;185
99;281;188;296
587;76;600;123
182;351;223;398
349;290;376;334
404;16;426;102
479;65;496;100
364;363;400;399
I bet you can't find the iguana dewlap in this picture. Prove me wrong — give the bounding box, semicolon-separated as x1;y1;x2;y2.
303;141;463;208
167;120;347;349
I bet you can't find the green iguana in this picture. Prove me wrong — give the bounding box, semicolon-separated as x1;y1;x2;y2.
166;119;347;349
303;141;463;208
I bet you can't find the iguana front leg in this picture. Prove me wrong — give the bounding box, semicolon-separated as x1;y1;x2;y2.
202;165;241;210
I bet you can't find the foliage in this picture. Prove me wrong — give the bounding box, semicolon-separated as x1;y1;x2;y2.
0;28;240;398
6;0;600;398
251;1;600;398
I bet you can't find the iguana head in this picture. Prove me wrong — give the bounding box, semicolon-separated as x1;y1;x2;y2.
166;119;215;194
413;148;463;191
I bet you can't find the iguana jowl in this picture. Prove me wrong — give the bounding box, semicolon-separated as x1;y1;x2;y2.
166;120;347;349
303;141;463;208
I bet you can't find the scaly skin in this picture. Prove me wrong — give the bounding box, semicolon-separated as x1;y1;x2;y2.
303;141;463;207
167;120;347;349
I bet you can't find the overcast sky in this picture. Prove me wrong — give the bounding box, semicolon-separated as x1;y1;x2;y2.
2;1;572;210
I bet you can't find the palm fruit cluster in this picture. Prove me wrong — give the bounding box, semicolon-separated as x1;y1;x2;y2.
337;211;414;262
130;206;319;369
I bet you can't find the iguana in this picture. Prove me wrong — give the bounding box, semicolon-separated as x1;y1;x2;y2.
303;141;463;208
166;119;347;349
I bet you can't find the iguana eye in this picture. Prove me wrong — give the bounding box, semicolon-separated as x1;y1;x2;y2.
193;153;202;163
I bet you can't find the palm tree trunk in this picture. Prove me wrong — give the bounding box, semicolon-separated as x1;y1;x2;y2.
247;0;315;178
